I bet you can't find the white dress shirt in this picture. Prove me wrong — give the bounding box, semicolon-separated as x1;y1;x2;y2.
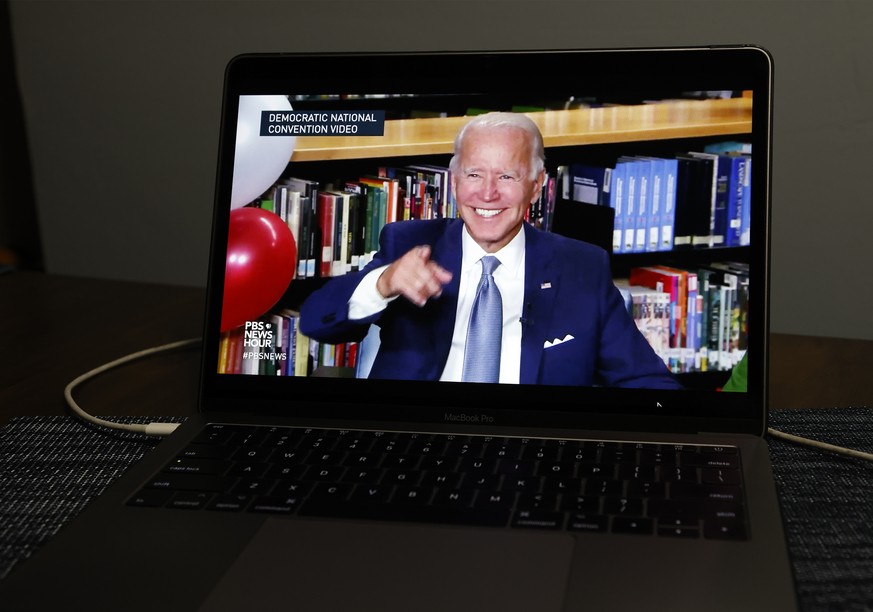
347;224;525;384
440;226;525;383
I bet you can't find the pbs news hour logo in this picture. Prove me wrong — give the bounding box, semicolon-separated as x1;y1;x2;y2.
241;320;287;362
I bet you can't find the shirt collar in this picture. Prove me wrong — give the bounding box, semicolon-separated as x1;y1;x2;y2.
461;224;525;278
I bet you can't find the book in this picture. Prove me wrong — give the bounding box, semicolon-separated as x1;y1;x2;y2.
673;155;714;249
704;141;752;155
294;321;311;376
619;157;640;254
690;152;746;248
644;157;664;252
709;261;750;364
659;157;678;251
327;190;352;276
684;271;700;372
261;313;286;376
279;310;298;376
609;160;629;253
406;164;453;219
615;279;671;365
283;177;320;278
687;151;722;247
345;190;363;272
360;175;399;225
544;173;557;232
316;192;337;277
724;154;745;247
696;267;733;370
285;189;302;277
628;266;683;352
632;156;668;252
650;265;690;354
738;155;752;247
569;163;612;207
634;158;654;253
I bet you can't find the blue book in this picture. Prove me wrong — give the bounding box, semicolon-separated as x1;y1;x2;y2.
619;157;639;254
739;155;752;246
659;158;678;251
633;159;652;253
610;161;628;253
724;155;745;247
639;157;666;252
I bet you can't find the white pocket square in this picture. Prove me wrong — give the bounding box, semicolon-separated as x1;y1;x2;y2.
544;334;574;348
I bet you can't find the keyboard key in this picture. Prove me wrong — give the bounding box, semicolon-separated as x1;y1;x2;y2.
299;499;510;527
704;520;748;540
308;482;354;502
350;484;392;504
419;456;458;471
584;479;622;497
496;459;536;476
567;513;608;533
178;444;230;460
208;494;251;512
611;517;654;535
626;481;666;499
658;524;700;538
501;476;542;492
603;497;644;516
249;495;304;514
517;493;559;512
683;453;740;470
512;510;565;530
542;476;582;494
169;491;212;510
671;482;744;504
432;489;475;508
127;489;173;507
145;474;231;493
420;471;462;488
701;468;741;486
561;495;600;514
163;458;230;475
394;487;434;505
647;498;704;520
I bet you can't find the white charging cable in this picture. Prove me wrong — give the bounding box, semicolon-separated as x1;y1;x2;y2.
63;337;201;437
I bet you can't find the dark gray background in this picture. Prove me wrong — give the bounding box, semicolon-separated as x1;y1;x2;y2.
7;1;872;340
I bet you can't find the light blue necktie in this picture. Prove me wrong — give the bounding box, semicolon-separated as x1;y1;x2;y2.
462;255;502;383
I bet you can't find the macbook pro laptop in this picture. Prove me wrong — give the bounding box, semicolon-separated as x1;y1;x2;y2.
0;47;797;611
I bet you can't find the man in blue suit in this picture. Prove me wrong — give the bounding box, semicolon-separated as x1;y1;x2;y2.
300;112;680;389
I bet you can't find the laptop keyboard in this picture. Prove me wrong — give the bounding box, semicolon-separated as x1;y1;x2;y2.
128;424;748;540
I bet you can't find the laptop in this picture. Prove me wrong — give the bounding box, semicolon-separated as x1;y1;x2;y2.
0;46;798;611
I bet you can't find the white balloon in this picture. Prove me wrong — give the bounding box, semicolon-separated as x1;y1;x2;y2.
230;95;296;209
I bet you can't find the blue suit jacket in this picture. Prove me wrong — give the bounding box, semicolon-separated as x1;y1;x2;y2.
300;219;681;389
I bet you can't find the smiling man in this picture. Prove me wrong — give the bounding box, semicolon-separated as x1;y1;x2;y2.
300;112;681;389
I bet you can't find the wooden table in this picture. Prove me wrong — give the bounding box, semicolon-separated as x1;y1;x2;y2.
0;270;869;428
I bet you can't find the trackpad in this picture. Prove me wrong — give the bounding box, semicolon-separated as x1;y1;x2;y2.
200;518;575;612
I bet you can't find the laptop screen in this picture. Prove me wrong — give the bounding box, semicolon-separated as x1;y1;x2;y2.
201;47;773;434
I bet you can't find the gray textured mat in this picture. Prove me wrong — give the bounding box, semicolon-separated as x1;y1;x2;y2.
1;409;871;611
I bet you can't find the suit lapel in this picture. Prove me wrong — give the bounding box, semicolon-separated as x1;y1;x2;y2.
520;225;560;385
426;221;464;368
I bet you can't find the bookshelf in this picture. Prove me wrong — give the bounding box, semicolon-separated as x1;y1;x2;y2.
290;98;752;162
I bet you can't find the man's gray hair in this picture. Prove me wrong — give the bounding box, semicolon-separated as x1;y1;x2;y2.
449;111;546;180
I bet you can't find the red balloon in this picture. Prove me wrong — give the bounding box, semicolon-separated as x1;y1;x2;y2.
221;207;297;331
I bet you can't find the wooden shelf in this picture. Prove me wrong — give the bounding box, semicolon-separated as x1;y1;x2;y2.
290;98;752;162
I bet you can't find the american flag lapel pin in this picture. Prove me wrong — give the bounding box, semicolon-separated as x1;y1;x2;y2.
540;282;552;289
